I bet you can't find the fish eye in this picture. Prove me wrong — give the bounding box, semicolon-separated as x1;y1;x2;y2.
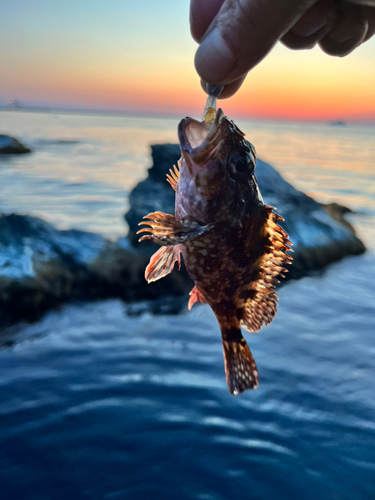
229;151;254;175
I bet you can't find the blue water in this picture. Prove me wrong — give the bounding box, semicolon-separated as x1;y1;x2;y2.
0;110;375;499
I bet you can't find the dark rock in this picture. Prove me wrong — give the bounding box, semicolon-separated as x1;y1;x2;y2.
125;144;179;247
147;144;181;182
0;143;366;327
323;202;354;234
125;144;365;280
0;135;31;154
0;213;190;327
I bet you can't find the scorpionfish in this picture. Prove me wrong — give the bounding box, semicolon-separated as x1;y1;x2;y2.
138;109;292;395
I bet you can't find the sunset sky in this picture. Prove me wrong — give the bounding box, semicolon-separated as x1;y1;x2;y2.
1;0;375;122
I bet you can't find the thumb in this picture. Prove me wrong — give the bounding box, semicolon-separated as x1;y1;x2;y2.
194;0;317;86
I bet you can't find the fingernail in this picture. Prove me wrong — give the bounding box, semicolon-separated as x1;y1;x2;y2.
206;84;224;98
195;29;236;84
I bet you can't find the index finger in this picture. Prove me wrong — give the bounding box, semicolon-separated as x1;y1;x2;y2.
194;0;317;86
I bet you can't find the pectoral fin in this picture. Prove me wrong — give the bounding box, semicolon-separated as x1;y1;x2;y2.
138;211;214;246
145;245;182;283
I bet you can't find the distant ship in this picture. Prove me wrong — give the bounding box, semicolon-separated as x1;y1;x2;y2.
329;120;346;126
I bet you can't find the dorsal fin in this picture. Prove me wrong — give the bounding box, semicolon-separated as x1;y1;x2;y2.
166;162;180;191
239;206;292;333
145;245;182;283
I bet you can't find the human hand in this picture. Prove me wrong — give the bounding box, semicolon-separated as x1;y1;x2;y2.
190;0;375;98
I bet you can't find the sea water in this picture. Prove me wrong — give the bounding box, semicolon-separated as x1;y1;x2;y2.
0;110;374;499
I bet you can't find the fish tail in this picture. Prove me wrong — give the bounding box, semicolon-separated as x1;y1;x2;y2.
221;329;259;395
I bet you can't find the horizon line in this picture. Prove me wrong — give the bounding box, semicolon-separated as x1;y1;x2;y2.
1;104;374;126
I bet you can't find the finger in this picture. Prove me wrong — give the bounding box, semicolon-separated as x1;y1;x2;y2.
200;76;247;99
281;24;329;49
345;0;375;5
190;0;225;42
289;0;336;37
194;0;318;86
363;6;375;41
281;0;337;49
319;2;368;56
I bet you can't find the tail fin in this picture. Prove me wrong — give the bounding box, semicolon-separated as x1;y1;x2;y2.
222;332;259;395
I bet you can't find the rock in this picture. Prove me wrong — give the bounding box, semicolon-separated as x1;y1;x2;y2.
126;144;179;247
0;213;190;327
252;160;365;277
0;143;366;327
125;144;365;280
0;135;31;154
323;202;354;234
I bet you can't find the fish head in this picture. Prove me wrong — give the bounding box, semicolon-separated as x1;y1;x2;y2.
177;109;262;226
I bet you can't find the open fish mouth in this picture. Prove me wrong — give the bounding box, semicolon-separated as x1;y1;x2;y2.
178;108;224;162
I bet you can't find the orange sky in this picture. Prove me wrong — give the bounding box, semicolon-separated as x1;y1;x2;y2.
1;1;375;122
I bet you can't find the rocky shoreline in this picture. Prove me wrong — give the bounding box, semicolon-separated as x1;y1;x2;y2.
126;144;365;278
0;135;31;154
0;144;365;327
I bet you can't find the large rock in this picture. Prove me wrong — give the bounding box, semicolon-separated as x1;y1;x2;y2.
0;144;366;327
0;135;31;154
126;145;181;248
125;144;365;279
0;214;190;327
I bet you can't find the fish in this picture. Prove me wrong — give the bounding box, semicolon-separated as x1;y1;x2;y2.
137;108;292;395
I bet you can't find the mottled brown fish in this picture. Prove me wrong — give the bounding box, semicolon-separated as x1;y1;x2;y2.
138;109;292;394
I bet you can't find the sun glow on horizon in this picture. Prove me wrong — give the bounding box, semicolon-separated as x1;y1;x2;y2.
1;0;375;123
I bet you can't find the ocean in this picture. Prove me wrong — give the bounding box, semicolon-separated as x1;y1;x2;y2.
0;109;374;499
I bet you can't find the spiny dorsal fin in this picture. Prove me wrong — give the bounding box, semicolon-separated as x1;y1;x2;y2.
145;245;182;283
188;285;206;310
166;162;180;191
240;206;292;333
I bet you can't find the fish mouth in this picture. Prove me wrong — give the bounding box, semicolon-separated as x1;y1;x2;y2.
178;108;224;163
